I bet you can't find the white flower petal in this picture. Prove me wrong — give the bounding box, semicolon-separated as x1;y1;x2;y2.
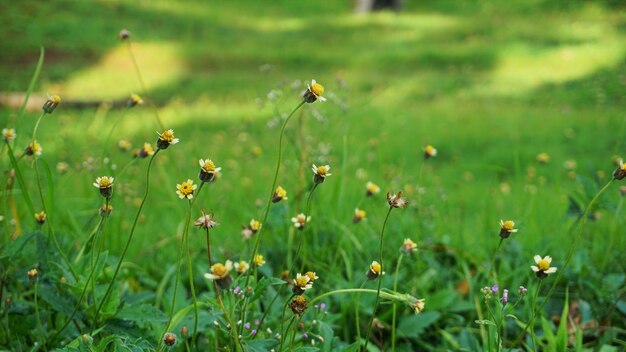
533;255;542;264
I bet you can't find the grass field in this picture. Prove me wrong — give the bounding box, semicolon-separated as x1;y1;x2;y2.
1;0;625;351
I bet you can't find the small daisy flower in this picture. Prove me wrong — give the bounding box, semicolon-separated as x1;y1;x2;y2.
93;176;114;199
138;143;154;158
312;164;331;184
118;139;132;151
305;271;319;283
353;208;366;223
156;129;179;150
118;29;131;40
234;261;250;274
272;186;288;203
411;298;425;314
128;93;143;108
367;261;385;280
424;145;437;159
536;152;550;164
613;159;626;180
35;211;46;225
198;158;221;183
531;255;557;279
387;191;408;208
401;238;418;254
194;210;218;229
292;273;313;294
365;181;380;196
291;213;311;230
25;141;42;156
289;295;308;316
2;128;16;142
43;95;61;114
302;79;326;103
163;332;177;347
176;179;197;200
254;254;265;267
204;260;233;289
27;268;39;280
250;219;261;232
499;220;518;239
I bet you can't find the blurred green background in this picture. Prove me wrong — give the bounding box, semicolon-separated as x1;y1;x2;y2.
1;0;625;348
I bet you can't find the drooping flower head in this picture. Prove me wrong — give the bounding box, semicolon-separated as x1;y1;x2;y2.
93;176;114;199
387;192;408;208
614;159;626;180
312;164;332;184
401;238;418;254
499;220;518;239
367;261;385;280
176;179;197;200
292;273;313;295
531;255;557;279
2;128;16;142
128;93;143;108
198;158;221;183
365;181;380;196
272;186;288;203
291;213;311;230
302;79;326;103
424;145;437;159
156;129;179;150
25;141;42;156
43;95;61;114
353;208;366;223
194;209;218;229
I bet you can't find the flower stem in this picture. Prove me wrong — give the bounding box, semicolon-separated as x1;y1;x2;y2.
126;40;164;130
364;206;393;351
34;279;47;351
94;150;160;323
529;280;543;352
488;238;504;281
391;253;405;352
354;280;368;348
184;201;199;349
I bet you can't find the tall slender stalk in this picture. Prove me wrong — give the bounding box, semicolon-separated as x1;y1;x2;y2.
391;253;405;352
363;206;393;351
94;150;160;323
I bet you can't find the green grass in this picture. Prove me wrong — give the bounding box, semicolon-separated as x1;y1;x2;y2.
1;0;625;350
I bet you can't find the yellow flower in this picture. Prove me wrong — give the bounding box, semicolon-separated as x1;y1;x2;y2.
366;181;380;196
27;268;39;280
303;79;326;103
156;129;179;149
312;164;332;184
204;260;233;281
176;179;197;200
34;211;46;225
43;95;61;113
424;145;437;159
531;255;557;279
118;139;132;151
499;220;518;239
128;93;143;108
536;152;550;164
292;273;313;294
401;238;417;254
138;143;155;158
367;261;385;280
272;186;288;203
25;141;42;156
234;261;249;274
305;271;319;283
250;219;261;232
353;208;366;223
2;128;16;142
254;254;266;267
613;159;626;180
198;158;221;183
93;176;114;199
291;213;311;230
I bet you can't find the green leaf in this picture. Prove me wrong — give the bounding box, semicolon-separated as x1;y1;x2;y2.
115;303;167;324
474;319;496;326
397;311;441;338
243;339;279;352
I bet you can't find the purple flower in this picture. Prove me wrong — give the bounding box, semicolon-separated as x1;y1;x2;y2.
251;329;257;336
320;303;326;310
302;333;309;340
502;289;509;304
244;322;251;330
518;286;528;296
234;286;241;295
491;284;498;294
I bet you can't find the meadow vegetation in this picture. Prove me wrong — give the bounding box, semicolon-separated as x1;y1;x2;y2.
1;0;625;351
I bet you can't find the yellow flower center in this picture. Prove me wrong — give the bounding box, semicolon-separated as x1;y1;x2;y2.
367;183;380;193
356;210;366;218
502;221;515;231
212;263;228;277
537;258;550;271
305;272;317;282
202;160;216;172
99;177;113;188
317;166;328;176
425;145;436;155
143;143;154;154
294;295;306;304
276;186;287;198
52;95;61;103
180;182;194;195
250;220;261;231
311;83;324;97
33;143;41;152
161;130;175;142
295;276;309;287
255;255;265;266
371;262;382;274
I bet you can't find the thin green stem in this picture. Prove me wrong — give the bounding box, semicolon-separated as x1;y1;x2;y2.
279;294;296;350
354;280;368;348
529;280;543;352
94;150;160;323
364;206;393;352
126;40;164;130
280;316;296;352
488;238;504;282
34;280;47;351
391;253;405;352
183;201;199;348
